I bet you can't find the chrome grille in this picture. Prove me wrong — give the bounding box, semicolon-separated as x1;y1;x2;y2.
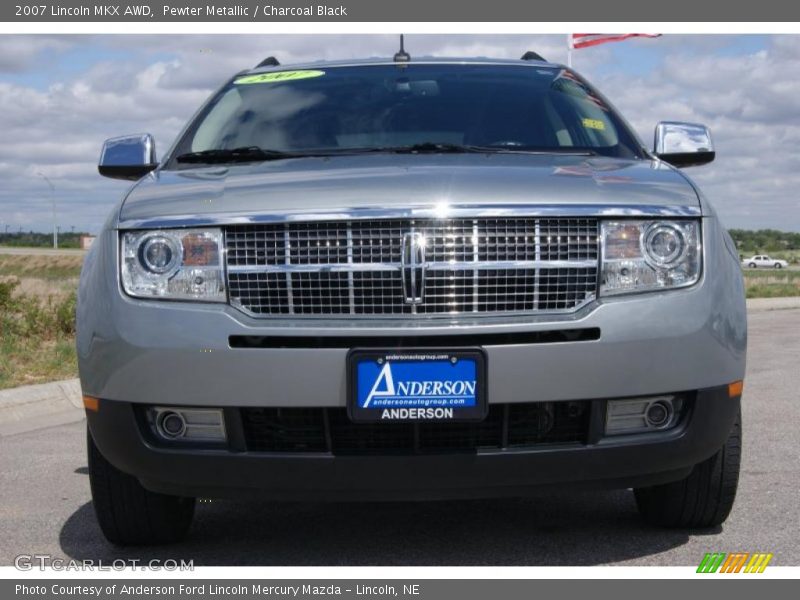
225;218;599;317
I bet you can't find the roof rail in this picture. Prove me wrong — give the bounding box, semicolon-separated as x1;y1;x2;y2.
520;51;547;62
256;56;280;68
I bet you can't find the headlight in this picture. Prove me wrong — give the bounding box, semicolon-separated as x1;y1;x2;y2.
600;220;701;296
121;229;226;301
140;235;180;274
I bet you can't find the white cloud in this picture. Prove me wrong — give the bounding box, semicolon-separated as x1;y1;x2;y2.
584;36;800;230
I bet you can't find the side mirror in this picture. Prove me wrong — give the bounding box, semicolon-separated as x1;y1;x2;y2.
98;134;158;180
654;122;715;168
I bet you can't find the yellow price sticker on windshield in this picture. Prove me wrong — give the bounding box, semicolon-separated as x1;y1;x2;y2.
234;70;326;85
582;118;606;131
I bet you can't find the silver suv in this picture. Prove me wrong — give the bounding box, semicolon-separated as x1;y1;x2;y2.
79;55;746;545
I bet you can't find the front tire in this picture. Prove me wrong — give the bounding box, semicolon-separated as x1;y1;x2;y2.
774;263;783;269
88;427;195;545
748;262;757;268
634;410;741;529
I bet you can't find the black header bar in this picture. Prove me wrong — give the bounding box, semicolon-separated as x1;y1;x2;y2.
3;0;799;22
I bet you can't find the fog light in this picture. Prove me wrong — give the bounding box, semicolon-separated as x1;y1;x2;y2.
151;407;226;443
645;401;671;428
158;411;186;438
605;396;682;435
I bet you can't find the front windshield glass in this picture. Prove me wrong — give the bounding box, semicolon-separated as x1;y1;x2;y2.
169;64;643;165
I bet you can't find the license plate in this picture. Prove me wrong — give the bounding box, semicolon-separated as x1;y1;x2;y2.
347;349;487;423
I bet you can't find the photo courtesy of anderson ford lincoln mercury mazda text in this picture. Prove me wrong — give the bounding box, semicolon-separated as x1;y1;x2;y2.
78;50;746;545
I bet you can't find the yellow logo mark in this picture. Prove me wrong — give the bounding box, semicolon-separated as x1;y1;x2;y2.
234;70;326;85
582;118;606;131
743;553;773;573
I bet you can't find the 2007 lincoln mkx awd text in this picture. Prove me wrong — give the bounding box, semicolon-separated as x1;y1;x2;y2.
78;51;745;545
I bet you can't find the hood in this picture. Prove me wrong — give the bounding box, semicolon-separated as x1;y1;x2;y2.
117;153;700;226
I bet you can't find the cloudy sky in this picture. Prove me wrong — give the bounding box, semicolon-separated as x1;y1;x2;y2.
0;34;798;234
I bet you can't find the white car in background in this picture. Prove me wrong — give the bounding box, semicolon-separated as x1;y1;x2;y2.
743;255;789;269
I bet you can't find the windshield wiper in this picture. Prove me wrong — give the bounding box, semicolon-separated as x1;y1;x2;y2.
175;146;309;164
350;143;601;156
358;142;494;155
175;144;603;164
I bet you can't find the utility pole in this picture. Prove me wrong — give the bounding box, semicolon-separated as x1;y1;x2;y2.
36;172;57;249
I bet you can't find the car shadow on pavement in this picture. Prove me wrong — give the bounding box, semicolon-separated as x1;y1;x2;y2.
59;489;707;565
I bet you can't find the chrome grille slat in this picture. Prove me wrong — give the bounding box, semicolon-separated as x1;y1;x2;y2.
283;227;294;315
346;223;355;314
226;259;597;273
472;220;479;313
225;218;599;317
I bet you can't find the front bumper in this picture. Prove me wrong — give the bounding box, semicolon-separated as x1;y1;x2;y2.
87;386;740;500
79;216;746;499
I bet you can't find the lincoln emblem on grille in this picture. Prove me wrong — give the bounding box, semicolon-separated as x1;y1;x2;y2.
400;231;426;304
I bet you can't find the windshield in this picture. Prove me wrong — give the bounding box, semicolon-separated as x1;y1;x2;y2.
168;64;644;166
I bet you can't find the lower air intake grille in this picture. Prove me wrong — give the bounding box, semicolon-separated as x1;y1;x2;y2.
240;402;591;455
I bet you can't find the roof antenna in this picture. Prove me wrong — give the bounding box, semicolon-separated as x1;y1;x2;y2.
393;34;411;63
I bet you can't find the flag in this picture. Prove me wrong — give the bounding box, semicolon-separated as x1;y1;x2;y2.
571;34;662;49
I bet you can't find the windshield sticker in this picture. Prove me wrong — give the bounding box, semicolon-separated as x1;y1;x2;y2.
234;70;326;85
582;118;606;131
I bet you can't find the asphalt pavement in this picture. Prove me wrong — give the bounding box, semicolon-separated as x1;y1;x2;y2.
1;307;798;567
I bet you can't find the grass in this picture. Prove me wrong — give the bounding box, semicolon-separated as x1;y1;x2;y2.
743;269;800;299
741;268;800;280
745;283;800;298
0;256;80;389
0;254;83;280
